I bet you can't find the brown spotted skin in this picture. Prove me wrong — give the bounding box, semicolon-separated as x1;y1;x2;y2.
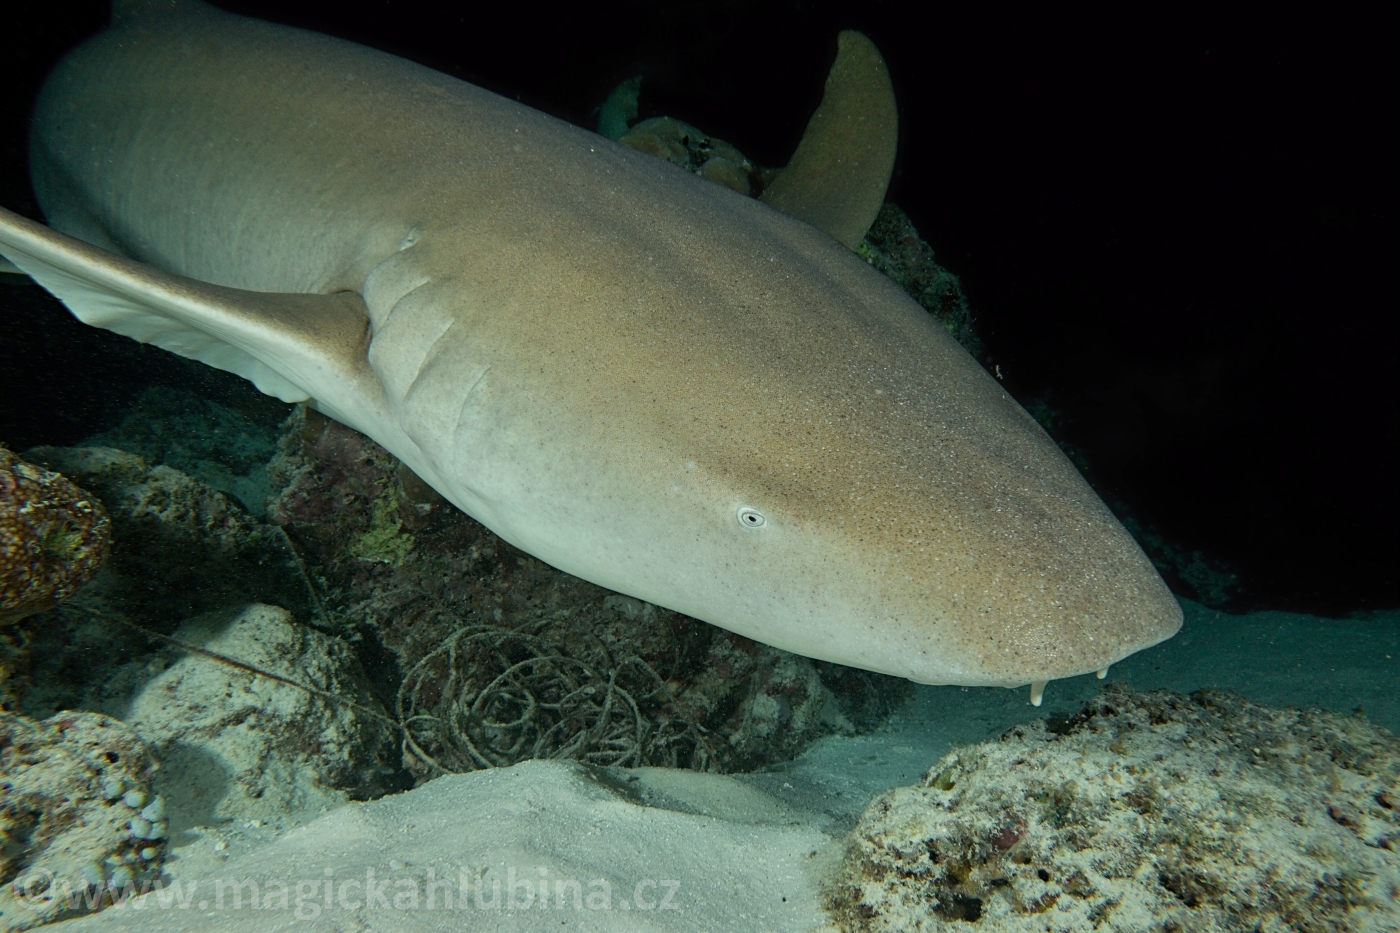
14;2;1180;687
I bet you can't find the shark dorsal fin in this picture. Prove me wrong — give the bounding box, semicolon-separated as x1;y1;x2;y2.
0;206;371;407
761;31;898;249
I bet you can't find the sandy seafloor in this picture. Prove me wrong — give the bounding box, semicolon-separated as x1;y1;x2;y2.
44;596;1397;932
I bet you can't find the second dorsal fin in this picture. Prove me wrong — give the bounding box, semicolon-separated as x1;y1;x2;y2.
761;31;899;249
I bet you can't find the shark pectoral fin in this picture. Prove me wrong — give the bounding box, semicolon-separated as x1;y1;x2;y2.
0;255;24;275
760;30;898;249
0;206;372;407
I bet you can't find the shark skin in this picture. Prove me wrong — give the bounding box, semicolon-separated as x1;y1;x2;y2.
0;2;1180;702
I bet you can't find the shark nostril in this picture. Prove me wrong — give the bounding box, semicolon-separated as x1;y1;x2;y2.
737;507;766;529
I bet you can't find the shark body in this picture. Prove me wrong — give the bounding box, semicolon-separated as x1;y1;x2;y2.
0;2;1180;700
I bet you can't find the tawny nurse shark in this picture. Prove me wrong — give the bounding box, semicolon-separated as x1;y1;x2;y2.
0;1;1180;704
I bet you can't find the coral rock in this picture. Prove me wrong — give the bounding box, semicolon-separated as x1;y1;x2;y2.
105;603;398;825
829;684;1400;933
0;446;110;626
619;116;760;195
23;446;306;626
0;710;161;930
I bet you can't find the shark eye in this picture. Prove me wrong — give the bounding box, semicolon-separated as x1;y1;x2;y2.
737;507;767;529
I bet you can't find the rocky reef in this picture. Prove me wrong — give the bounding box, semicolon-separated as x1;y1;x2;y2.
101;603;396;827
0;396;908;926
617;115;765;197
9;446;310;717
858;204;982;358
827;683;1400;932
0;711;163;931
0;446;109;627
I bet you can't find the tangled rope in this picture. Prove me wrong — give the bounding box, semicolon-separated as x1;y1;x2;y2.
396;619;715;775
48;593;721;775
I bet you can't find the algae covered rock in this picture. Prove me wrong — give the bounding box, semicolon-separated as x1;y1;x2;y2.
828;683;1400;932
857;204;982;358
23;446;306;626
0;445;110;626
0;711;163;930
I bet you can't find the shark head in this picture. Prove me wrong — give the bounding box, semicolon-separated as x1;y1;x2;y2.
372;179;1182;697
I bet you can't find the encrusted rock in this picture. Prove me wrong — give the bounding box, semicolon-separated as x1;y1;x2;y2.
857;203;982;358
829;684;1400;933
618;116;761;195
103;603;398;827
0;446;110;626
22;445;305;627
0;711;161;930
25;446;256;555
